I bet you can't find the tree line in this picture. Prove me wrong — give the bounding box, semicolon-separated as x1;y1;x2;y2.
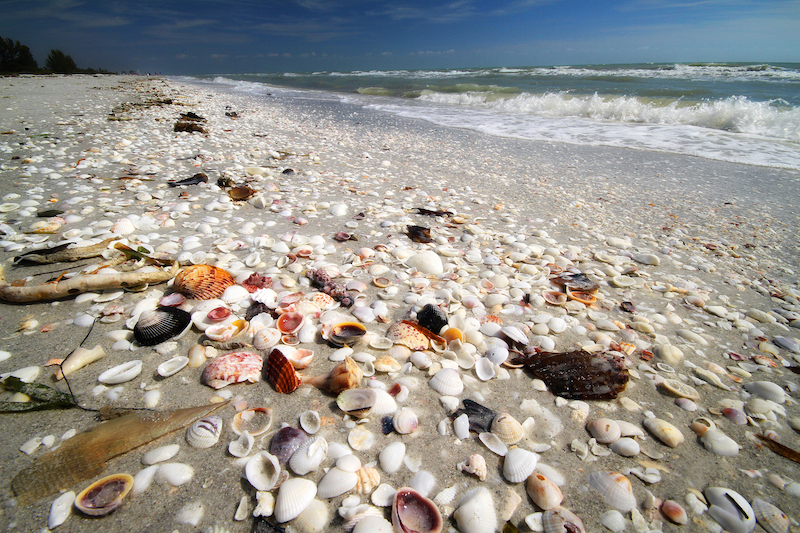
1;36;113;74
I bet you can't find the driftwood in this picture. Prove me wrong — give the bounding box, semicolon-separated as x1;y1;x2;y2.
12;237;118;265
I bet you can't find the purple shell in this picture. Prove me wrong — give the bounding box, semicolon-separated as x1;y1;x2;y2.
269;426;308;465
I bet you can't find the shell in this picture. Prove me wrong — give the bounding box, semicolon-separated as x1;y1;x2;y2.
586;418;621;444
299;410;321;434
337;388;377;418
372;389;399;416
133;307;192;346
491;413;525;445
228;431;254;458
543;506;586;533
526;472;563;510
274;477;317;523
303;356;362;393
97;360;142;384
157;355;189;377
752;498;790;533
587;471;636;512
231;407;273;436
479;432;508;456
353;515;393;533
374;355;402;373
317;466;359;499
355;466;381;494
379;441;406;474
141;444;179;465
661;499;689;525
387;320;430;351
698;428;740;456
744;381;786;403
245;451;281;491
428;368;463;396
277;311;305;334
392;487;443;533
348;425;375;451
502;447;539;483
705;487;756;533
393;408;419;434
609;437;640;457
453;487;496;533
270;426;308;465
186;415;223;448
293;498;329;533
599;510;626;532
201;351;263;389
74;473;134;516
174;265;235;300
658;378;700;400
458;453;487;481
642;418;684;448
204;319;248;343
253;327;281;351
290;436;328;475
48;490;75;529
265;347;301;393
327;321;367;347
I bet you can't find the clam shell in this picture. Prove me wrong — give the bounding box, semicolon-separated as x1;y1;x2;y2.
220;284;250;305
348;425;374;451
392;487;443;533
290;436;328;475
174;264;235;300
265;347;301;393
201;351;262;389
587;471;636;512
274;477;317;523
337;388;377;418
74;473;134;516
270;426;308;465
98;360;142;384
133;306;192;346
503;447;539;483
700;428;740;456
609;437;640;457
479;432;508;456
277;311;305;334
474;357;496;381
705;487;756;533
317;466;359;498
48;490;75;529
294;498;329;533
491;412;525;445
157;355;189;377
586;418;621;444
526;472;563;510
453;487;496;533
379;441;406;474
228;430;255;458
543;506;586;533
141;444;180;465
231;407;273;436
253;327;281;351
186;415;223;448
245;451;281;491
642;417;684;447
299;410;321;434
661;499;689;525
387;320;429;351
353;515;393;533
658;378;700;400
393;408;419;434
328;321;367;347
429;368;463;396
752;498;789;533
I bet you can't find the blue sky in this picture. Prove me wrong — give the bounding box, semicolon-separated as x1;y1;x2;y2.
1;0;798;73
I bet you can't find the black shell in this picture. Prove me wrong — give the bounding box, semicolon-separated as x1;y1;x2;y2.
451;399;496;433
133;306;192;346
516;350;630;400
416;303;448;335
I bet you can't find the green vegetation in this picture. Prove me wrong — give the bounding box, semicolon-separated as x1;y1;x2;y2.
1;35;114;75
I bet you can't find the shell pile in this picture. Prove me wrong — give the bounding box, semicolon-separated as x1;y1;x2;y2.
1;76;800;533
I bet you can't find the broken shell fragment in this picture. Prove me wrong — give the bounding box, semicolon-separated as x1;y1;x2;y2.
387;320;430;351
231;407;273;436
74;473;134;516
201;351;262;389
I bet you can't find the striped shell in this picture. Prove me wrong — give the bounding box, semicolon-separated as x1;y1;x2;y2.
186;415;223;448
266;346;301;393
201;351;263;389
133;307;191;346
174;265;235;300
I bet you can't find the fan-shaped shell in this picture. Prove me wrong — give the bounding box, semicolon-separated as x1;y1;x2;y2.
265;346;301;393
392;487;443;533
201;351;262;389
429;367;463;396
174;264;235;300
387;320;430;351
290;436;328;475
186;415;223;448
453;487;496;533
752;498;789;533
274;478;317;523
491;412;525;445
133;307;191;346
587;471;636;512
220;284;250;305
75;473;134;516
503;447;539;483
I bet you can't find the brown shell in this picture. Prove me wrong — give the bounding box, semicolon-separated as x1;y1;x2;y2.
514;349;629;400
173;265;235;300
265;347;301;394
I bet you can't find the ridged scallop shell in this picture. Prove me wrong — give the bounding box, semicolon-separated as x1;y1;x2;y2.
355;466;381;494
201;351;262;389
290;436;328;475
75;473;134;516
587;471;636;512
186;415;223;448
265;346;301;393
174;265;235;300
491;413;525;445
372;388;399;416
274;478;317;523
453;487;496;533
752;498;789;533
387;320;430;351
110;217;136;235
392;487;443;533
133;307;192;346
220;284;250;305
526;472;563;510
429;368;463;396
317;466;359;499
503;447;539;483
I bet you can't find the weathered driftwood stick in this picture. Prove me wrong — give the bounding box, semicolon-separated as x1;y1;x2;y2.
0;263;180;303
12;237;118;265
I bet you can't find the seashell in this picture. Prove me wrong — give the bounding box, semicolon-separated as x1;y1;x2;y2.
110;217;136;235
479;432;508;456
492;412;525;445
245;451;281;491
326;321;367;347
526;473;563;510
658;378;700;400
379;441;406;474
299;410;321;434
501;325;529;345
253;327;281;351
374;355;402;373
74;473;134;516
503;447;540;483
586;418;621;444
270;426;308;465
141;444;179;465
452;399;496;434
393;408;419;434
157;355;189;377
98;360;142;384
587;471;636;512
48;490;75;529
474;357;495;381
705;487;756;533
609;437;640;457
228;430;255;458
661;499;688;525
392;487;443;533
290;436;328;475
599;510;626;532
752;498;789;533
453;487;496;533
543;506;586;533
515;349;629;400
175;501;205;527
277;311;305;334
543;290;568;306
642;418;684;448
133;307;192;346
186;415;223;448
293;498;329;533
417;304;448;334
337;388;377;418
355;466;381;494
204;318;249;343
303;356;362;393
317;466;359;499
744;381;786;404
55;344;106;381
428;368;463;396
387;320;430;351
274;477;317;523
206;306;231;322
265;347;301;393
348;425;375;451
231;407;272;436
458;453;487;481
353;515;393;533
698;428;740;456
174;265;235;300
201;351;262;389
220;284;250;305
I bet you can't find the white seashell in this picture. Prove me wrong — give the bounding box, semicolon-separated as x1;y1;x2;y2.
705;487;756;533
228;430;255;458
503;447;539;483
458;453;487;481
337;454;362;473
453;413;470;440
744;381;786;404
157;355;189;377
175;501;205;527
132;465;159;495
245;451;282;491
586;418;621;444
643;417;684;447
479;432;508;456
142;389;161;409
299;410;321;434
405;250;443;275
274;478;317;523
587;471;636;512
454;487;497;533
253;490;275;518
221;284;251;304
290;436;328;475
48;490;75;529
372;483;397;507
474;357;496;381
393;408;419;434
407;470;436;499
142;444;180;465
348;425;375;451
97;360;142;384
253;327;281;351
433;485;458;506
526;472;563;510
752;498;790;533
317;466;359;498
599;509;627;532
352;515;394;533
155;463;194;486
379;441;406;474
610;437;640;457
428;367;463;396
293;498;329;533
186;416;223;448
372;388;398;416
700;429;740;456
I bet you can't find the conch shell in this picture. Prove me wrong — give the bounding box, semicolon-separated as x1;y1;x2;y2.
303;356;362;394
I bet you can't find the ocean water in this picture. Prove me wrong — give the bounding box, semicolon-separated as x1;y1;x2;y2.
185;63;800;170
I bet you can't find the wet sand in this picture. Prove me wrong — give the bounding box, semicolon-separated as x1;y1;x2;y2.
0;75;799;533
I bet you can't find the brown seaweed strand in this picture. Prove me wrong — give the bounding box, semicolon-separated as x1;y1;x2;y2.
756;433;800;464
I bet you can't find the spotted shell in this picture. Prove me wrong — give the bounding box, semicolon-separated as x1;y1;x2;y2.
174;265;235;300
387;320;429;351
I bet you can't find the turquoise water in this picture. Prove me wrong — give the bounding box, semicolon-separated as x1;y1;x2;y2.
186;63;800;169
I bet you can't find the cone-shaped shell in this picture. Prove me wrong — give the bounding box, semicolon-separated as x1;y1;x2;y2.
265;347;302;394
587;471;636;512
174;265;235;300
392;487;443;533
274;477;317;523
75;473;134;516
201;351;262;389
133;307;191;346
303;356;362;393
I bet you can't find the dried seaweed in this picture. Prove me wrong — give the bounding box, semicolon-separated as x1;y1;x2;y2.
0;377;77;412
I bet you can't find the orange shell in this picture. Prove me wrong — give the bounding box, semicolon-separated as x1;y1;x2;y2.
266;347;301;394
173;265;235;300
568;290;597;305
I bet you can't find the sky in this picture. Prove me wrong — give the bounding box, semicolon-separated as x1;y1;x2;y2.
1;0;798;74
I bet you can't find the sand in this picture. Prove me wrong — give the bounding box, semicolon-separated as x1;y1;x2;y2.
0;74;799;533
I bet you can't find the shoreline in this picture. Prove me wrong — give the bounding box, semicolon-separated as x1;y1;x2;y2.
0;75;799;533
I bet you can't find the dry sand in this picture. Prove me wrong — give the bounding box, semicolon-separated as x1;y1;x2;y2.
0;75;799;533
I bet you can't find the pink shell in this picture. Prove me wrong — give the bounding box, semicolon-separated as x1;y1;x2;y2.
207;306;231;321
159;292;186;307
201;351;263;389
277;312;304;334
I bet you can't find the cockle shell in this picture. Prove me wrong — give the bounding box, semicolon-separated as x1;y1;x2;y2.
526;472;563;510
379;441;406;475
265;347;301;393
253;327;281;351
201;351;262;389
355;466;381;494
429;368;463;396
174;264;235;300
491;412;525;445
586;418;621;444
133;307;192;346
274;478;317;523
453;487;496;533
503;447;539;483
290;436;328;475
186;415;223;448
317;466;359;499
293;498;329;533
74;473;134;516
587;471;636;512
543;506;586;533
752;498;790;533
392;487;443;533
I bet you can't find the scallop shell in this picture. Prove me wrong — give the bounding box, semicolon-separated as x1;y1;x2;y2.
379;441;406;475
186;415;223;448
491;413;525;445
74;473;134;516
231;407;273;436
317;466;359;499
526;472;563;510
274;478;317;523
587;471;636;512
392;487;443;533
752;498;789;533
290;436;328;475
133;307;192;346
265;347;301;393
429;368;463;396
201;351;262;389
387;320;430;351
453;487;496;533
174;265;235;300
503;447;539;483
220;284;250;305
245;451;281;491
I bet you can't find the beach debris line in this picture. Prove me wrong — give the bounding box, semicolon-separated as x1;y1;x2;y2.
0;376;78;412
